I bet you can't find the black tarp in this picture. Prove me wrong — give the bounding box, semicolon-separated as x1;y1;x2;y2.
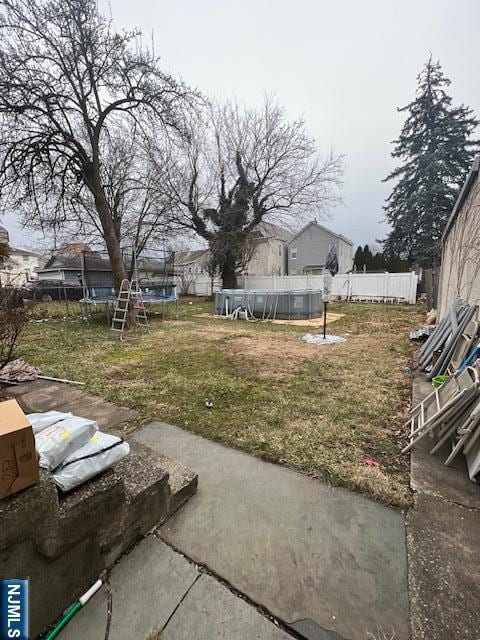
325;245;339;276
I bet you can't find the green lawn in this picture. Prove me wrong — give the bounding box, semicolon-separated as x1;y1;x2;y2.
18;298;423;507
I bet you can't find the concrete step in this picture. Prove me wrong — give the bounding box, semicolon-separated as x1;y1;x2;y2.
0;383;198;638
1;382;198;523
0;438;198;637
155;451;198;514
127;423;198;515
88;439;197;564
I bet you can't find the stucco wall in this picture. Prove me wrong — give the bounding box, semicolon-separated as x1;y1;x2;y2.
438;172;480;318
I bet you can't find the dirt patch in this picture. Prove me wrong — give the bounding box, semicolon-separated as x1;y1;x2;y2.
195;312;344;326
221;332;340;379
191;324;251;342
160;320;247;342
268;313;344;327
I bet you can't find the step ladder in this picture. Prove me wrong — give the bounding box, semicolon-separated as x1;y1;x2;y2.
111;279;150;338
130;279;150;332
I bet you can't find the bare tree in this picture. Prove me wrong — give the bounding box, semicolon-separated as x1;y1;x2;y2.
66;127;182;277
154;98;343;288
0;0;198;292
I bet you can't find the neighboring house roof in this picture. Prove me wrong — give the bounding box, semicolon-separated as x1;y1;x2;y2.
442;155;480;243
136;257;171;273
41;254;112;271
288;221;354;246
39;253;167;274
9;247;40;257
256;222;294;243
175;249;210;266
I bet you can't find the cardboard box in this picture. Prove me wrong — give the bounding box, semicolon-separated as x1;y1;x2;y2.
0;399;40;499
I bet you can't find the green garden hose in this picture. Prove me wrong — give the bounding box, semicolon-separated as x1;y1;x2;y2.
44;579;103;639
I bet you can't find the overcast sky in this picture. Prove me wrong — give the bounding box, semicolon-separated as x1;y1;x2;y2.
5;0;480;249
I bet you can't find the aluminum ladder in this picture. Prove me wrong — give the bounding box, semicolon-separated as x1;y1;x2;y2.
130;279;150;332
111;279;150;338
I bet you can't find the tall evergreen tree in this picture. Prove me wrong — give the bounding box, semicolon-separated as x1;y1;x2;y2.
385;254;409;273
371;251;386;271
363;244;374;269
353;245;364;270
383;57;479;266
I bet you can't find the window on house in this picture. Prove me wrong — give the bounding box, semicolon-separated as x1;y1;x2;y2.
291;247;297;259
279;244;282;257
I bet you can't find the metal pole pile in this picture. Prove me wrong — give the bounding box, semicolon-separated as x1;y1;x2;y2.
417;298;479;380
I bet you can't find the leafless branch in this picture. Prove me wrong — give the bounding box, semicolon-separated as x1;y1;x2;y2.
0;0;200;291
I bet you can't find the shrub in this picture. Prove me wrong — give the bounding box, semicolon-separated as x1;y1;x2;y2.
0;286;31;368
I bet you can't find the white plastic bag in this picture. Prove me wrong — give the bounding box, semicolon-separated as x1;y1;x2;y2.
302;333;346;345
35;417;98;470
53;431;129;492
27;411;73;434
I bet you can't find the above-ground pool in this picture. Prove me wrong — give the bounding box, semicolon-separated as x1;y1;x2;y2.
214;289;323;320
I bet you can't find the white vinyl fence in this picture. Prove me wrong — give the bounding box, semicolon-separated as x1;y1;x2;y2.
174;274;222;297
241;272;418;304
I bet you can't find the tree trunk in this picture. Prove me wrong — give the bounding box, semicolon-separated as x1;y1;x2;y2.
97;206;127;292
221;263;237;289
94;189;136;328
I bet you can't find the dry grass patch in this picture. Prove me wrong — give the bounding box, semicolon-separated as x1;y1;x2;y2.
221;332;327;379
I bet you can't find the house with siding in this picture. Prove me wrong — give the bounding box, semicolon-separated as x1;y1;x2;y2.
437;155;480;318
38;252;114;287
0;226;40;286
174;249;211;275
37;249;170;288
244;222;292;276
287;221;353;275
175;222;293;278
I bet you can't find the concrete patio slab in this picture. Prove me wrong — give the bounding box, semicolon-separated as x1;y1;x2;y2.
56;396;136;431
411;437;480;509
0;378;58;398
1;379;136;430
58;536;199;640
162;572;293;640
16;382;85;412
407;492;480;640
134;421;410;640
57;536;297;640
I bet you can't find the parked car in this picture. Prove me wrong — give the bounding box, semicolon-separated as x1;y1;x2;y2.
21;280;85;302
